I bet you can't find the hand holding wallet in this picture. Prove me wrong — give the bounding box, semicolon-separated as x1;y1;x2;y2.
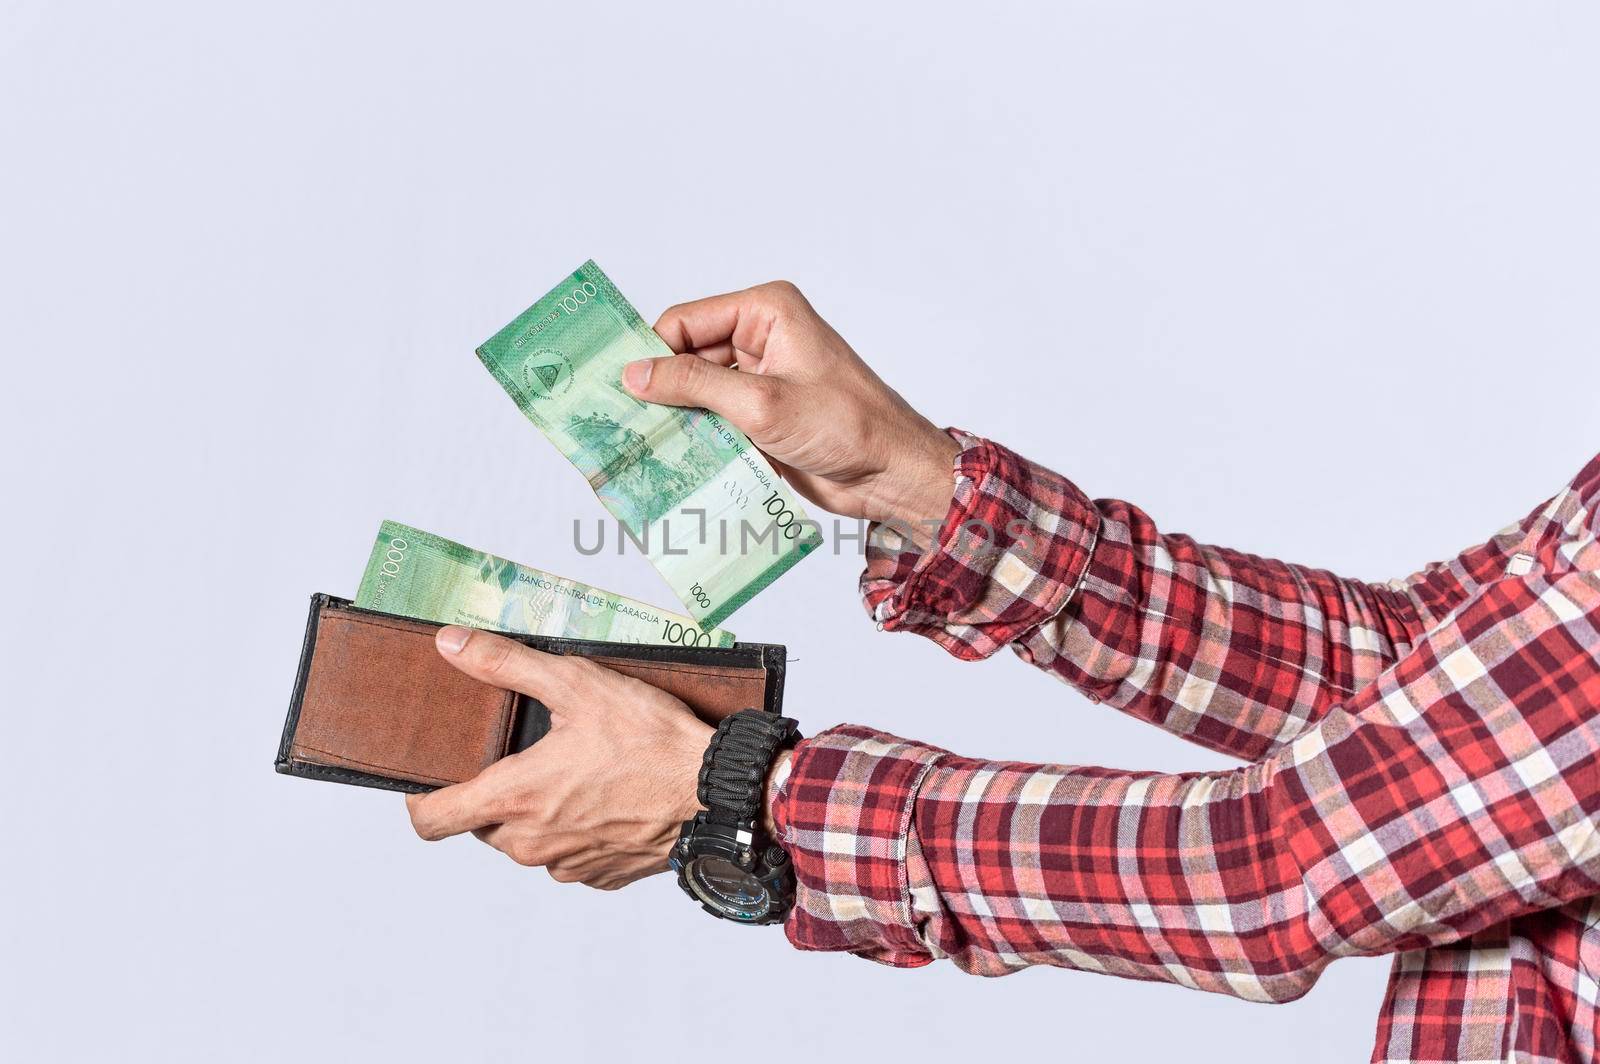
277;594;788;794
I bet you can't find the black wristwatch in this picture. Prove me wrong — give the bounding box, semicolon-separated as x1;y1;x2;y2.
670;708;800;924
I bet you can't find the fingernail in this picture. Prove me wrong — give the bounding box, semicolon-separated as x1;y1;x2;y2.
622;359;652;393
437;626;471;654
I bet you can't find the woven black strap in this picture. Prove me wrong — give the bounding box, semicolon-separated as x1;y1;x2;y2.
696;710;800;827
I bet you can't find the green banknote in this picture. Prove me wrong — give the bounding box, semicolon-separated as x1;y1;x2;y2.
355;520;736;648
476;261;821;628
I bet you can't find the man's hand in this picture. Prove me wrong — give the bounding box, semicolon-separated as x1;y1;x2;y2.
624;281;961;537
405;625;711;890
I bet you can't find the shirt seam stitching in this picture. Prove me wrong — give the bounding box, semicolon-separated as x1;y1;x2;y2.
896;754;945;933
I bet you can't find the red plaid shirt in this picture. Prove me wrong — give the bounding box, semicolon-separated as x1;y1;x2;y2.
769;432;1600;1064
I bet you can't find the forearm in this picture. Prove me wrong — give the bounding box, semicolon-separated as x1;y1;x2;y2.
1017;499;1432;760
782;567;1600;996
867;432;1562;760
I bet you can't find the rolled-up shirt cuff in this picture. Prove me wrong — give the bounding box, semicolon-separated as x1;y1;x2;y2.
770;725;949;967
860;430;1102;660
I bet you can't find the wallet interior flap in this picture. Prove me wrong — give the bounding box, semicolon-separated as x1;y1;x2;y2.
291;609;518;788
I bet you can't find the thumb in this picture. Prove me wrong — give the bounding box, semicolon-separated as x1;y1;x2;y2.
623;353;782;437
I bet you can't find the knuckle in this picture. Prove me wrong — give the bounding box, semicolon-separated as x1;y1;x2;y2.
557;654;607;696
759;279;802;302
757;279;810;315
508;842;542;867
407;803;438;841
480;793;518;824
548;865;580;884
669;351;708;388
471;635;517;681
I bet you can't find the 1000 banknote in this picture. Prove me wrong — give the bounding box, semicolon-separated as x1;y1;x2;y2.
355;520;736;648
476;261;821;628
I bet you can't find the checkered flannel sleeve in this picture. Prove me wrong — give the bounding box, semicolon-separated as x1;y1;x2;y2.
773;561;1600;994
863;431;1559;761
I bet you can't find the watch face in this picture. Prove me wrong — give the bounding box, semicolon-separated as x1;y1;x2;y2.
685;855;772;921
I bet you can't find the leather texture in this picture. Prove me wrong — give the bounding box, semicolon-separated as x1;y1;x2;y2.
276;594;788;794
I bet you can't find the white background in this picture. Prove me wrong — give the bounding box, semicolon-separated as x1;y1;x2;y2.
2;3;1597;1061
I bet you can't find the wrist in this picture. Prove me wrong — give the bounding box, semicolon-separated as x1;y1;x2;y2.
761;749;793;839
867;426;961;550
668;717;716;826
672;711;799;925
692;711;799;833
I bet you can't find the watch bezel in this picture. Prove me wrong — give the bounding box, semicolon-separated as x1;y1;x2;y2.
671;816;792;925
682;852;774;922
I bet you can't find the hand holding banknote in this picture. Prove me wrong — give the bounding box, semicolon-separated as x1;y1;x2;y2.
432;279;959;887
626;281;960;547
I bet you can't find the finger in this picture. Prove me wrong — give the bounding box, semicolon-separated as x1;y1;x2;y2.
474;824;580;868
545;854;632;886
435;626;608;711
688;341;738;368
654;280;809;353
621;352;786;438
407;777;505;841
547;861;585;884
688;341;769;374
652;290;760;354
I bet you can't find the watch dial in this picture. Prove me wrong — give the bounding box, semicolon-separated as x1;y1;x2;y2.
686;855;771;921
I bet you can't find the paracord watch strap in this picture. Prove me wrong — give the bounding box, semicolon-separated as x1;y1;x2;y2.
697;710;800;827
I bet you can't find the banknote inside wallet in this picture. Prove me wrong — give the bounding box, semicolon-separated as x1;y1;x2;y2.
277;596;782;793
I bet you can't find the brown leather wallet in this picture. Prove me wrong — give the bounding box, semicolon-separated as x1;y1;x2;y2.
275;594;788;794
